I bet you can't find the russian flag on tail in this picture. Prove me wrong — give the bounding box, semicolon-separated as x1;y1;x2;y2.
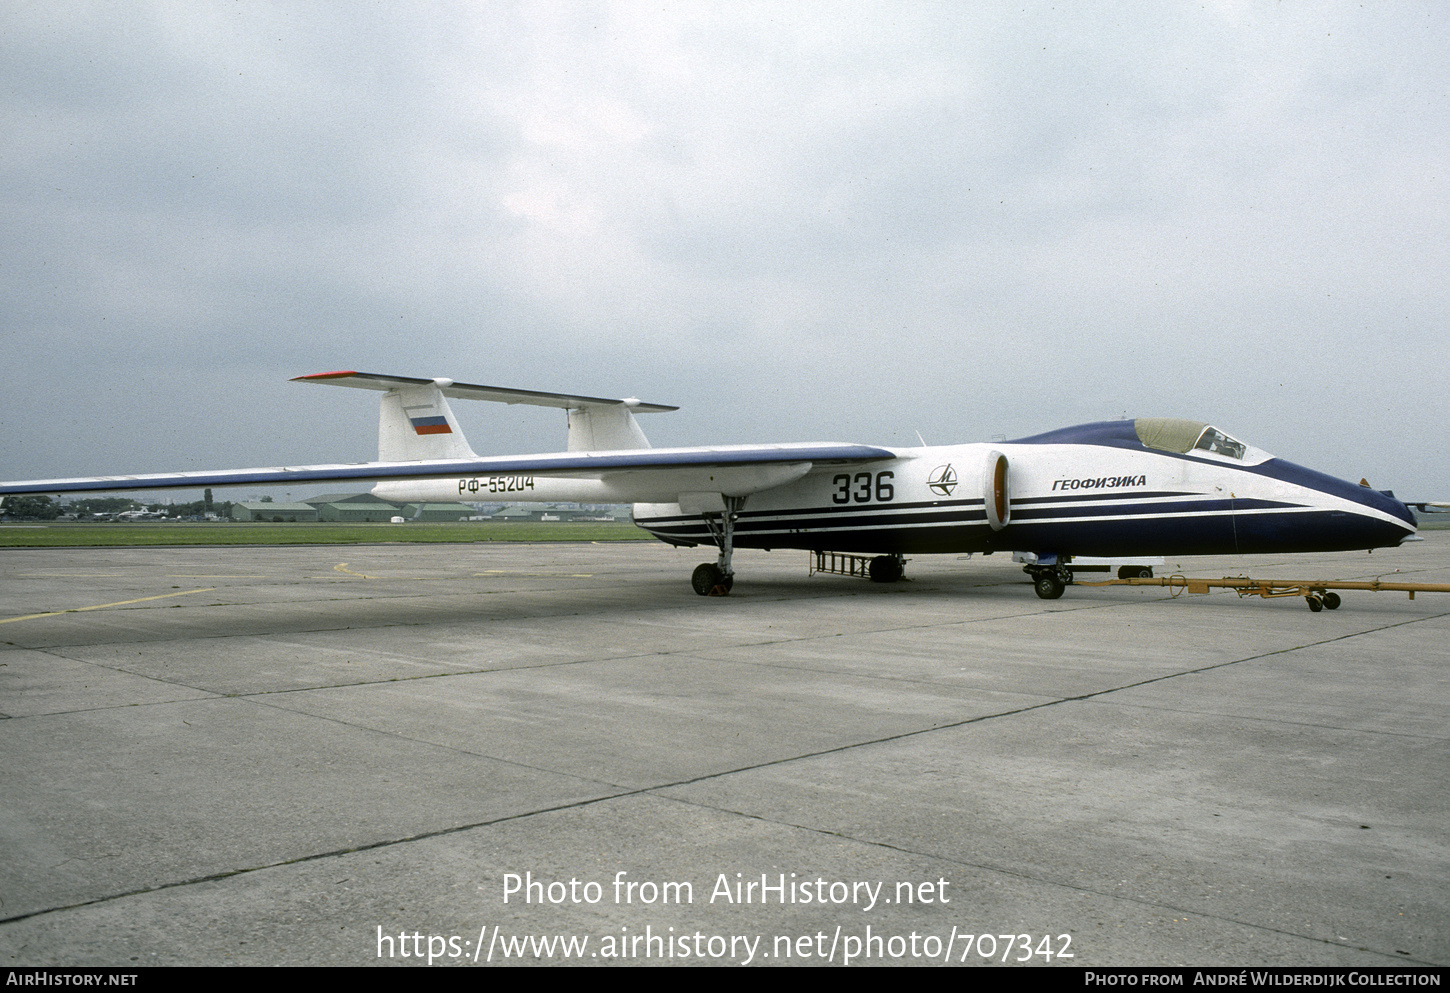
409;416;452;435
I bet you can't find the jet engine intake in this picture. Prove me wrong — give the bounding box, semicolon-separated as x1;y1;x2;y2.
985;450;1010;531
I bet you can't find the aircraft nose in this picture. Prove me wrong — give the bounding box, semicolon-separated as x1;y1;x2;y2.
1346;480;1418;545
1388;495;1419;542
1260;459;1417;551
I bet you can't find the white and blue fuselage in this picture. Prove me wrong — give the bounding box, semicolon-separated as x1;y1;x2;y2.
631;420;1416;559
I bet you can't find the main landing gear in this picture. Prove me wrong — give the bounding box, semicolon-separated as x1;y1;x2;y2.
868;554;905;583
1026;564;1073;600
691;562;733;596
692;496;746;596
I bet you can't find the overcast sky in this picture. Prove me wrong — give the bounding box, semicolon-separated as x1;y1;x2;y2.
2;2;1446;500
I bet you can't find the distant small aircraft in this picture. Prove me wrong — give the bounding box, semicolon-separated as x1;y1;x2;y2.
0;371;1418;598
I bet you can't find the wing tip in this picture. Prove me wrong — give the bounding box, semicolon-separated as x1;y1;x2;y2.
291;370;359;382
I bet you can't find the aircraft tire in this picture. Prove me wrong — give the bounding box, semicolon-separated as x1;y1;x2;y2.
1321;592;1341;610
1306;595;1323;612
692;563;724;596
868;555;903;583
1034;574;1065;600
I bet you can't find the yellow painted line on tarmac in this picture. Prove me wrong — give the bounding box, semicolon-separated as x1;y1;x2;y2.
334;563;384;579
0;588;215;625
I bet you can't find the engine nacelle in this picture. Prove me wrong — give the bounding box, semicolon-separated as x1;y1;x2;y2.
984;450;1010;531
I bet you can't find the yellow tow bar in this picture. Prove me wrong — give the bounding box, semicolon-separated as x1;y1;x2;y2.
1075;575;1450;611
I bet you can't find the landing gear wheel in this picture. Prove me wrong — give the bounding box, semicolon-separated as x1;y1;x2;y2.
1306;595;1323;612
869;555;904;583
1320;592;1341;610
1034;574;1066;600
692;563;732;596
695;495;744;597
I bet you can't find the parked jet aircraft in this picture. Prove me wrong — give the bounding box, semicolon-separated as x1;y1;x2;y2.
0;371;1418;598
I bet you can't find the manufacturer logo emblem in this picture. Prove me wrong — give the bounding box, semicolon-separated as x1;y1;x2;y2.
927;464;958;497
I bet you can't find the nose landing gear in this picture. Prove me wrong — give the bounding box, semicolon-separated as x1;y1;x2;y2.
1026;564;1073;600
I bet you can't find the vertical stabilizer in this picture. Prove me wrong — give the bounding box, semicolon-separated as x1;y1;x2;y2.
378;384;477;461
566;404;651;451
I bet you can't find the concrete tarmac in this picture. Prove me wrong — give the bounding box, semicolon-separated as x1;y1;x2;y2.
1;533;1447;967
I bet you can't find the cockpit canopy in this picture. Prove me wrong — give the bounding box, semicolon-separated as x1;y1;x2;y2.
1006;418;1270;464
1135;418;1247;460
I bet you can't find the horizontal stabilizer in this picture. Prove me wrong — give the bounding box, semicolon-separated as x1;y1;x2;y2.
294;371;677;413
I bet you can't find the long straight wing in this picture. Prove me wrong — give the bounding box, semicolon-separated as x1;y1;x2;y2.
0;443;896;500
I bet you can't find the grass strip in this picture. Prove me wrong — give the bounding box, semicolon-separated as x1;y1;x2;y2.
0;521;651;547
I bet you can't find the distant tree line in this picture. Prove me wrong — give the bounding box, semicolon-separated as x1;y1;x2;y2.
1;494;234;520
3;495;63;519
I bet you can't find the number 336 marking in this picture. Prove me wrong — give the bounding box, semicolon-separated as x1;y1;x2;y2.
832;471;893;504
